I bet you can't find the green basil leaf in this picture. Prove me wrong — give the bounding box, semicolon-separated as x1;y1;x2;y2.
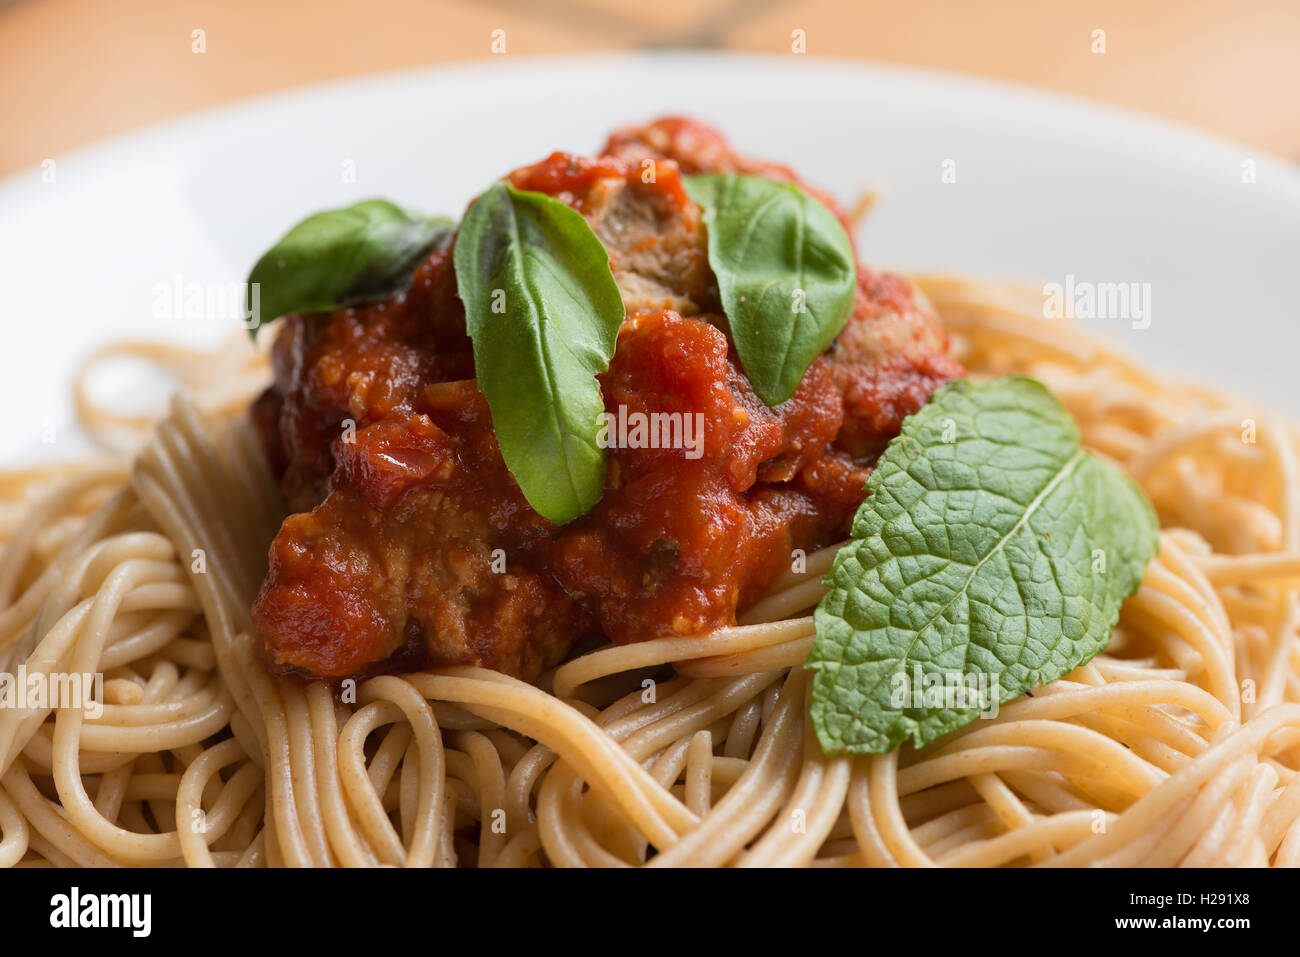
453;181;625;524
684;173;856;406
807;376;1159;755
246;199;454;338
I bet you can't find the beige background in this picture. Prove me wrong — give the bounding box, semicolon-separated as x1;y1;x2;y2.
2;0;1298;176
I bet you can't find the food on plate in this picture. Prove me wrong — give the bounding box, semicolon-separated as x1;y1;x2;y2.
3;118;1298;869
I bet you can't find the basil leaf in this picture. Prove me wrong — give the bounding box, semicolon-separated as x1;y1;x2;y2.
246;199;454;337
807;376;1159;755
453;182;624;524
684;173;856;406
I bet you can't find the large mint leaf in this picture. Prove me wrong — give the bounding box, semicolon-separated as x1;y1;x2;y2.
808;376;1158;755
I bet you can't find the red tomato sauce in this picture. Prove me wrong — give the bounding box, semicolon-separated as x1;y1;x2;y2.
250;118;962;680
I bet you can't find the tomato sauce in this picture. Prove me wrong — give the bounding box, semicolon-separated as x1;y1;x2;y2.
250;118;962;679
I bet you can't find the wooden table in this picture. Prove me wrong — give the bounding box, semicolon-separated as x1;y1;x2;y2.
2;0;1297;176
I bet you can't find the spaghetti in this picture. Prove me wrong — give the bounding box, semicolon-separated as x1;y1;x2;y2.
2;275;1299;867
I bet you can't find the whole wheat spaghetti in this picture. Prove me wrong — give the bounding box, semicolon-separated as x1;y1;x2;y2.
2;275;1298;868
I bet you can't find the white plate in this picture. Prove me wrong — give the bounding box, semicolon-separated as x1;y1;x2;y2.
3;52;1298;463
